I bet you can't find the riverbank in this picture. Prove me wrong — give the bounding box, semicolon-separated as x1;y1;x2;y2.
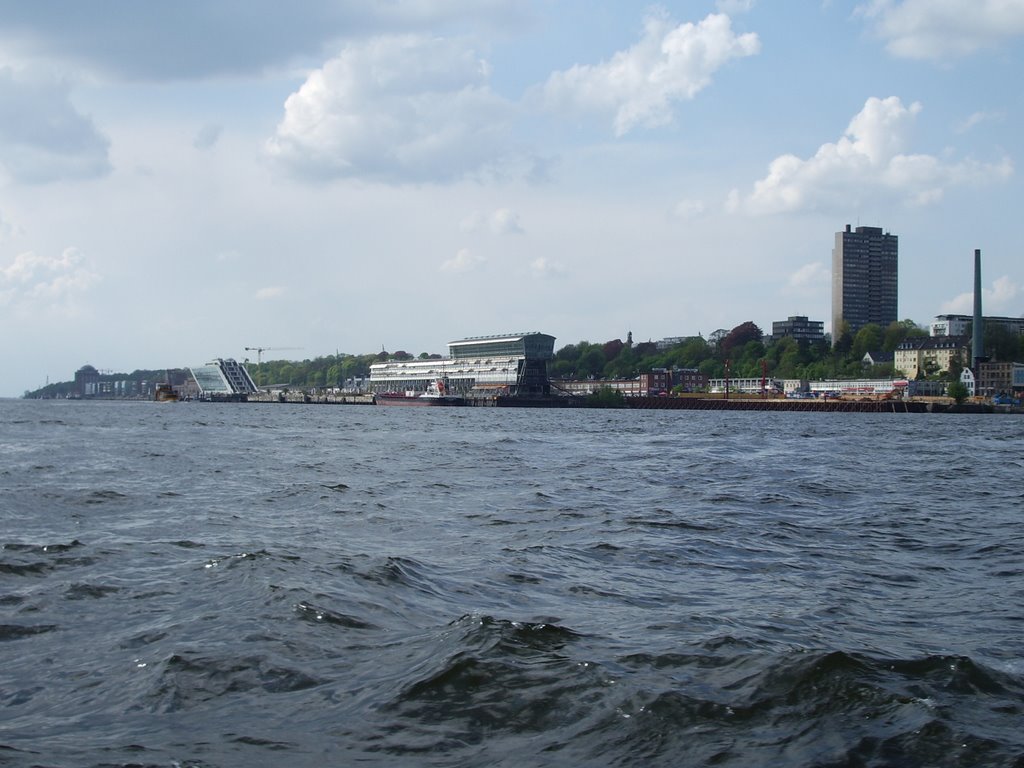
243;391;1020;413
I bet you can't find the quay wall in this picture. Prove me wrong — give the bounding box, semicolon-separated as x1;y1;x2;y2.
240;392;1013;413
625;396;930;413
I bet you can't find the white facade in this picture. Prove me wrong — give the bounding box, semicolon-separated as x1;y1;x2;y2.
369;332;555;396
808;379;907;395
960;367;976;396
707;378;781;394
370;356;521;392
931;314;1024;337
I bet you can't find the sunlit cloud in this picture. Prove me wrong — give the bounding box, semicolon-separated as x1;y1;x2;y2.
787;262;830;292
539;11;759;136
267;34;516;184
858;0;1024;60
0;247;100;312
731;96;1012;215
441;248;485;272
941;275;1020;314
461;207;524;234
529;256;565;278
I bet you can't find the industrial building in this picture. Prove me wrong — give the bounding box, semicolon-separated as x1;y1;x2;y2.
832;224;898;340
369;332;556;397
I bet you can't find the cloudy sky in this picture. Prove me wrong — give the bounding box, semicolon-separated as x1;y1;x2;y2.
1;0;1021;396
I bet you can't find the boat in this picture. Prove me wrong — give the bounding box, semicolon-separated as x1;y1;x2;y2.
154;383;179;402
374;378;465;406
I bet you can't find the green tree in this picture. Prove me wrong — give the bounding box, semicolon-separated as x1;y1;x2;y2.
852;323;884;360
588;387;625;408
577;347;607;378
947;380;969;404
985;325;1019;362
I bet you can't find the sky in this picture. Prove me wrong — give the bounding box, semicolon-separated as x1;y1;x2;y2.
1;0;1022;396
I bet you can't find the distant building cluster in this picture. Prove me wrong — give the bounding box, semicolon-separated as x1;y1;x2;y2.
56;223;1022;404
72;364;173;399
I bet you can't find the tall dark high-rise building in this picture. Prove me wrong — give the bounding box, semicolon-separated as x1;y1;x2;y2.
831;224;898;342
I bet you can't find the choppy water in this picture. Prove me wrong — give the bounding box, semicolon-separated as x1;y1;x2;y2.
1;399;1022;767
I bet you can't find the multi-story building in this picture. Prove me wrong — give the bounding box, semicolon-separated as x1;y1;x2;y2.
977;361;1024;397
831;224;898;340
74;364;101;397
640;369;671;394
672;368;708;392
189;359;258;399
772;315;825;343
894;336;969;379
930;314;1024;337
369;332;556;397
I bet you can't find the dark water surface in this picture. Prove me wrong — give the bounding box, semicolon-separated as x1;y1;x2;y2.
1;399;1022;767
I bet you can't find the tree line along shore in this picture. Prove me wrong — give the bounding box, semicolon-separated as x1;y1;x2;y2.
24;318;1024;400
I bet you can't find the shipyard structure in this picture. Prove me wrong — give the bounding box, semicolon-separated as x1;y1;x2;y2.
369;332;556;399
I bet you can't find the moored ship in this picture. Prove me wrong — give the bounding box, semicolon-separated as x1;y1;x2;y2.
374;378;464;407
154;383;179;402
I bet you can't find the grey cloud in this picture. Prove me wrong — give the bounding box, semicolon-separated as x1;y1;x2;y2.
0;1;530;81
193;123;223;150
0;69;111;183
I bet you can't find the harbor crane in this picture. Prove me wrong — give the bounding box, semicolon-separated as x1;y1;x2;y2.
244;346;302;366
242;348;299;387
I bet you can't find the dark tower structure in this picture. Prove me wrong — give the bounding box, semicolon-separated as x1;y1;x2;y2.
972;248;984;371
831;224;899;342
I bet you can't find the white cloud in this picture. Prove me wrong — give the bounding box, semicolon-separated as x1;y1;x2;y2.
859;0;1024;60
461;207;524;234
941;275;1020;314
254;286;285;300
732;96;1013;215
955;110;1002;134
266;34;516;183
716;0;757;14
441;248;484;272
673;198;706;219
539;11;760;136
0;68;111;183
529;256;565;278
0;247;99;311
787;262;830;291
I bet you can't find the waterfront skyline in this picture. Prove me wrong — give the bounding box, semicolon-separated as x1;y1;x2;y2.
1;1;1022;397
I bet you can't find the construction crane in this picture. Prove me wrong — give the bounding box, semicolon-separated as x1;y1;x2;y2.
242;348;299;387
244;346;303;366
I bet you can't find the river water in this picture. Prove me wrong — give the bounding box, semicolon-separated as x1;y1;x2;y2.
1;399;1022;767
